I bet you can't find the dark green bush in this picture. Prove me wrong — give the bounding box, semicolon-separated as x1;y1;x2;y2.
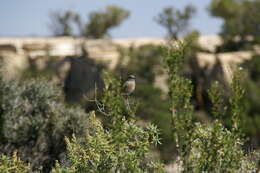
0;74;89;172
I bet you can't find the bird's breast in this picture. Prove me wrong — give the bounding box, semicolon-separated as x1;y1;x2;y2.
125;80;135;93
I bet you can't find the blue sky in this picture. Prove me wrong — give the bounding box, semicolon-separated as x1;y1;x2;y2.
0;0;222;38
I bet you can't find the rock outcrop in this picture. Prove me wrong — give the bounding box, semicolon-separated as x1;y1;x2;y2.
0;36;255;102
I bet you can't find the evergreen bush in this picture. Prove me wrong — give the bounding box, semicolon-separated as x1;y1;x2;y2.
0;74;89;172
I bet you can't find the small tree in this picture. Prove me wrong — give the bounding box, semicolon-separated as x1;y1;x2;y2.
49;6;130;38
82;6;130;38
164;41;258;172
49;10;81;37
155;5;196;39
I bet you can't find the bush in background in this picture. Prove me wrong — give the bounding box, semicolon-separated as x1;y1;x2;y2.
209;0;260;150
242;55;260;147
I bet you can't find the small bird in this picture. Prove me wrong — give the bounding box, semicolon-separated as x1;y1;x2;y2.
122;75;136;96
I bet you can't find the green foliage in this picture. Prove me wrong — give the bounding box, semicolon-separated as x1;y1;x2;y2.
208;81;227;119
189;121;257;173
49;11;81;37
116;44;174;161
0;74;89;172
209;0;260;51
21;55;61;81
101;71;137;121
209;0;240;20
83;6;130;38
242;55;260;145
49;6;129;38
164;42;258;172
0;152;30;173
229;70;245;133
208;0;260;149
244;55;260;82
155;5;196;39
163;42;195;171
52;72;164;173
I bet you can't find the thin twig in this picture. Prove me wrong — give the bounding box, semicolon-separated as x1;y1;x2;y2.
83;83;110;116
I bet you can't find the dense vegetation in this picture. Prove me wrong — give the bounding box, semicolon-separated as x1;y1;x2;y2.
0;74;89;172
209;0;260;148
1;41;259;172
1;1;260;172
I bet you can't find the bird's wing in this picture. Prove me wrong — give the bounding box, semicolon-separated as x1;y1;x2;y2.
122;81;129;91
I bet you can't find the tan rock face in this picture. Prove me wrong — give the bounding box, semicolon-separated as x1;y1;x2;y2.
0;37;168;79
196;51;252;83
197;35;223;53
0;36;254;88
0;51;28;79
0;36;222;69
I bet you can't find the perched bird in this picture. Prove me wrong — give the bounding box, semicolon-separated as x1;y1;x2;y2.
122;75;136;96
